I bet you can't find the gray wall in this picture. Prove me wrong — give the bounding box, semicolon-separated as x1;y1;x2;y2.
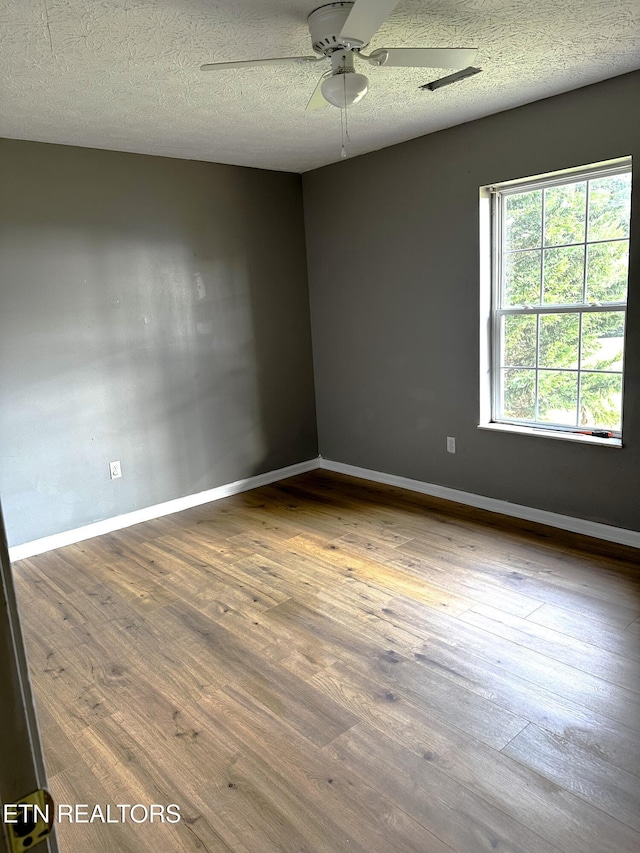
303;70;640;532
0;139;317;546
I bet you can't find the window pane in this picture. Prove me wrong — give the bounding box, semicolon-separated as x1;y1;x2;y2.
586;240;629;302
503;315;537;367
503;250;541;306
581;312;625;371
538;370;578;426
580;372;622;431
543;245;584;304
502;369;536;420
539;313;579;368
544;182;586;246
588;173;631;242
505;190;542;251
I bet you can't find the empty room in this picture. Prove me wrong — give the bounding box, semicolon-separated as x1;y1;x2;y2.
0;1;639;852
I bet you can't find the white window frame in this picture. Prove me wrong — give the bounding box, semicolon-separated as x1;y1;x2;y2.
479;157;631;448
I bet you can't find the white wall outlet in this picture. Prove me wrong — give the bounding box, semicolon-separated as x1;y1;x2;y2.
447;436;456;454
109;460;122;479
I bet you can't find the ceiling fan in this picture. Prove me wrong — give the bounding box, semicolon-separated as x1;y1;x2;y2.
200;0;478;111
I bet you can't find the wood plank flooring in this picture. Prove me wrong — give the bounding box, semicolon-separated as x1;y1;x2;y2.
11;471;640;853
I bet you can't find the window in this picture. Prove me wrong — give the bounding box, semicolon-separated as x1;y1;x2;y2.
481;158;632;444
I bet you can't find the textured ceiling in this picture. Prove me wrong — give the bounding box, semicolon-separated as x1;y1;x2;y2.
1;0;639;172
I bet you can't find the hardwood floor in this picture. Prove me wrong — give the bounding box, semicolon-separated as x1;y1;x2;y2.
12;471;640;853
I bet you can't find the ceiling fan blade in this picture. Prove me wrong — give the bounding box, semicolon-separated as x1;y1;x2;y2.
306;75;329;111
371;47;478;68
340;0;401;46
200;56;322;71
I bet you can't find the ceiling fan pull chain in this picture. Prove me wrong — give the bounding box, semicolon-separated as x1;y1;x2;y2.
341;71;349;158
345;93;351;144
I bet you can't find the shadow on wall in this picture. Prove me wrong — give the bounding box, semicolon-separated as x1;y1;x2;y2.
0;142;316;546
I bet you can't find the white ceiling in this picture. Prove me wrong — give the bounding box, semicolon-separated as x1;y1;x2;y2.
1;0;639;173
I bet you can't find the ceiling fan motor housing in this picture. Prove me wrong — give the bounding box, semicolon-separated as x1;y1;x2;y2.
308;2;365;55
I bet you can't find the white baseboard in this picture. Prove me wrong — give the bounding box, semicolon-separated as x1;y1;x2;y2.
8;458;319;562
319;458;640;550
11;454;639;561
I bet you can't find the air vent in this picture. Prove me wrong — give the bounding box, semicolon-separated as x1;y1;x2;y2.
420;66;482;91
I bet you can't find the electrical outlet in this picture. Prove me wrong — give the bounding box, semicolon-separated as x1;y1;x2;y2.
109;460;122;479
447;436;456;454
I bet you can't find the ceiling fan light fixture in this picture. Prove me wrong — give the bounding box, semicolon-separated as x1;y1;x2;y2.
321;71;369;108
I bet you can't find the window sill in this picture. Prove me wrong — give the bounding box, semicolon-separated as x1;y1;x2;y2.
478;422;623;448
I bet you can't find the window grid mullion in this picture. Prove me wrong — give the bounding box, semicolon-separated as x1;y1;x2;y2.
577;313;583;427
540;188;546;304
583;180;590;303
577;184;589;429
504;235;628;257
499;367;622;375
